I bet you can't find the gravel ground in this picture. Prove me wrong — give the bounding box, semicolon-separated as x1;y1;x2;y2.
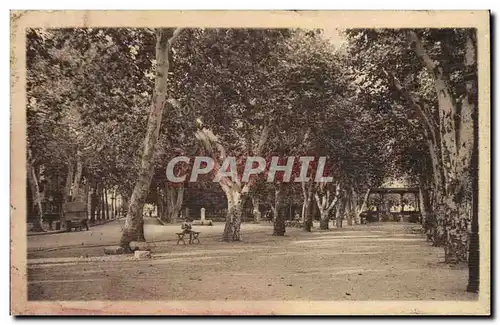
27;220;477;301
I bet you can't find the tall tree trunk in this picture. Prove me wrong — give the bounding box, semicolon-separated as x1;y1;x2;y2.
26;156;44;232
356;188;371;224
345;192;354;226
335;197;346;228
196;125;269;241
175;185;185;222
114;189;119;218
315;184;341;230
317;203;330;230
71;153;83;201
418;182;433;240
87;182;92;222
166;183;184;223
120;28;183;248
273;183;285;236
157;186;164;221
100;184;106;221
467;91;479;291
95;184;102;222
121;196;129;219
110;188;115;219
319;211;330;230
61;161;74;227
164;184;171;222
223;189;245;241
409;30;476;263
82;178;89;220
251;197;261;224
352;188;359;224
64;162;74;203
104;187;110;220
302;180;314;231
445;30;476;264
90;183;97;223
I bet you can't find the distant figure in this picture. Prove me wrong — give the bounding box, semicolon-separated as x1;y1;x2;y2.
148;209;152;218
181;218;193;233
181;218;194;242
265;210;273;223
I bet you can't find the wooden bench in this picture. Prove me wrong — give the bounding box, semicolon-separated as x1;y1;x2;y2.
176;231;201;245
63;202;89;232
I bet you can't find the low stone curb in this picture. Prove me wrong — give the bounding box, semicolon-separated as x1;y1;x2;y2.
27;229;66;237
104;246;124;255
27;217;123;237
129;241;154;252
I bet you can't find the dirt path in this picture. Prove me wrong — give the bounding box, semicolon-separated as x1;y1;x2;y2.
27;222;477;301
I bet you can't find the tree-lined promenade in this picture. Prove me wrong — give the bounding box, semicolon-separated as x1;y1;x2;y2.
28;219;475;301
27;27;478;293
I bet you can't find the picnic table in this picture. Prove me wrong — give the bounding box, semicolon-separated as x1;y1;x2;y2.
176;231;201;245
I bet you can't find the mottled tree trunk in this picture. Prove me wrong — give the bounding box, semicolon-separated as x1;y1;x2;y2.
64;162;74;203
223;189;245;241
90;183;97;223
315;184;341;230
335;197;346;228
251;197;261;224
406;31;476;263
157;187;164;221
272;183;285;236
419;185;431;232
356;188;370;224
302;181;314;232
345;192;354;226
86;182;92;221
111;188;116;219
319;212;330;230
121;196;129;218
71;154;83;201
95;184;102;222
467;114;479;292
104;187;110;220
27;158;44;232
61;161;75;226
120;28;183;248
101;186;105;220
318;207;330;230
114;189;119;218
196;124;269;241
166;184;184;223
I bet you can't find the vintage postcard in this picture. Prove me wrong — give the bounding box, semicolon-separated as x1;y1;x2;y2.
11;10;490;315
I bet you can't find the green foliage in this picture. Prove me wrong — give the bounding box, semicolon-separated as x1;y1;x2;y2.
27;26;429;215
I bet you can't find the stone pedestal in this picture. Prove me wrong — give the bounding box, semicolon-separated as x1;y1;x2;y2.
192;207;213;226
134;250;151;259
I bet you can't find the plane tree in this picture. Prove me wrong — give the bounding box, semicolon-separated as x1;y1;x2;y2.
344;28;477;263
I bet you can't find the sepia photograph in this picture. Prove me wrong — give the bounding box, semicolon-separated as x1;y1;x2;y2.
10;10;490;315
